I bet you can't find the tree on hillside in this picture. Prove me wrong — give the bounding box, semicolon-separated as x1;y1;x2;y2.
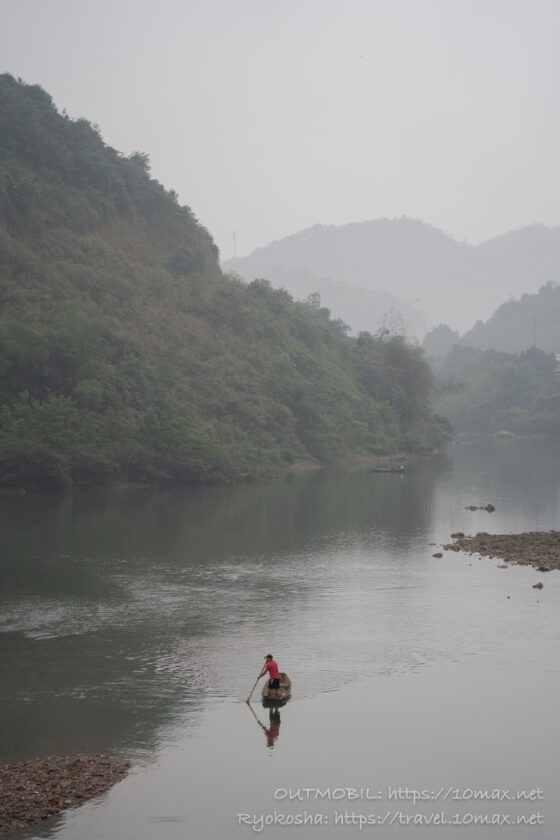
423;324;461;360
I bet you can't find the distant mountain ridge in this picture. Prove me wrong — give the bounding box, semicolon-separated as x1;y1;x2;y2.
223;219;560;336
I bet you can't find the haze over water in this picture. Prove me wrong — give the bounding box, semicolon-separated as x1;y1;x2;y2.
1;436;559;839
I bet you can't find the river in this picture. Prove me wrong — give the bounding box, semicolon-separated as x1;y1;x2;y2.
1;436;559;839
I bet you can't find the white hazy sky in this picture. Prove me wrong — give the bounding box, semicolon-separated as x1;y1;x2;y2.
1;0;559;260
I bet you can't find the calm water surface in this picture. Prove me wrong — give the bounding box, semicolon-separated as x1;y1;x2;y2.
1;437;559;839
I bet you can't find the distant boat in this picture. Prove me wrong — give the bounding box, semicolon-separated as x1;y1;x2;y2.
262;672;292;704
371;466;405;473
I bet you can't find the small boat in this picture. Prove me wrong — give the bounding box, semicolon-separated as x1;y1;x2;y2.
262;672;292;704
371;466;405;473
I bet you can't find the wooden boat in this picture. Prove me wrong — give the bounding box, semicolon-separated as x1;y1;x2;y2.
262;672;292;704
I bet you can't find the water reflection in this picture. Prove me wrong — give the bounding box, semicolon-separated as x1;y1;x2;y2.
0;458;451;763
1;439;559;770
247;703;282;749
0;454;452;581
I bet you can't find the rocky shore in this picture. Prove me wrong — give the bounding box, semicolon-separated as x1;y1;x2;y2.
0;754;130;832
443;530;560;572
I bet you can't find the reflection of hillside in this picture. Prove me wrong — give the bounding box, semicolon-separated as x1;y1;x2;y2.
1;461;450;571
2;439;559;796
0;459;450;763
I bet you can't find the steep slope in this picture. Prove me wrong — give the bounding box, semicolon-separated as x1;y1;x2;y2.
0;75;450;489
223;220;560;335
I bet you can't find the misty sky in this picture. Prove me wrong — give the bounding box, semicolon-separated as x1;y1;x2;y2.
2;0;559;260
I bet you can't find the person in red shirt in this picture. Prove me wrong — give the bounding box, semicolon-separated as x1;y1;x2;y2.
259;654;280;698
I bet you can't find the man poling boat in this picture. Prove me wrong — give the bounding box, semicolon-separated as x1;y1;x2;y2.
245;654;292;704
260;654;281;698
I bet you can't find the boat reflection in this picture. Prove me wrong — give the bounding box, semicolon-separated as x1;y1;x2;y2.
247;703;282;749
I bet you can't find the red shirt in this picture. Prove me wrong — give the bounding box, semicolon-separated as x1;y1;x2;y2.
265;660;280;680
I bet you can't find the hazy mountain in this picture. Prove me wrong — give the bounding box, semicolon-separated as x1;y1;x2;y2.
0;74;449;489
227;266;428;340
462;283;560;354
223;219;560;336
423;283;560;436
426;282;560;356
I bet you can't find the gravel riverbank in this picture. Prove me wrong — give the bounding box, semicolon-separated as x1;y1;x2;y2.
444;530;560;572
0;755;130;832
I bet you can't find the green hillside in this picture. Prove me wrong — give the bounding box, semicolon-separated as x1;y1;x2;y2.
0;74;450;489
431;346;560;435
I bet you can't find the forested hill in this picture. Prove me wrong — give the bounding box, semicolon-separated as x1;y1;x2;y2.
0;74;450;489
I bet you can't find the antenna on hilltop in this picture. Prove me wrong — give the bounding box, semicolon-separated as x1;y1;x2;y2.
233;230;237;259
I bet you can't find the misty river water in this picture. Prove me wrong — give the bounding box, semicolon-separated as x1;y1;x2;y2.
1;436;559;840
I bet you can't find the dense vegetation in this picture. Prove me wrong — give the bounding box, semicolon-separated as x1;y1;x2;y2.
423;284;560;435
430;345;560;435
0;74;450;489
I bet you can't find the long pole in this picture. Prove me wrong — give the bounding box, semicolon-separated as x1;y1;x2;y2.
246;701;266;731
246;671;261;704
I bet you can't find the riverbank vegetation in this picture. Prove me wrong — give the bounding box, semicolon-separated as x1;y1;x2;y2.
429;345;560;435
0;74;450;490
